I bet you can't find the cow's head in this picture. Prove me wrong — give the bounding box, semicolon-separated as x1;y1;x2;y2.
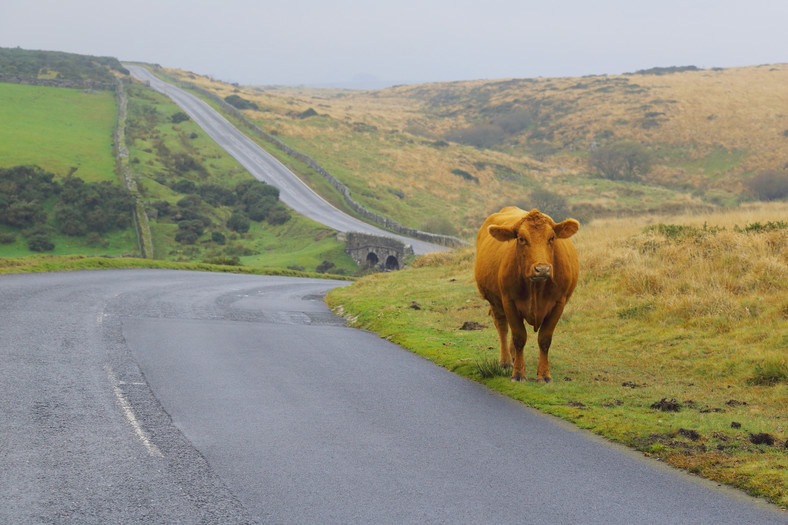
488;209;578;282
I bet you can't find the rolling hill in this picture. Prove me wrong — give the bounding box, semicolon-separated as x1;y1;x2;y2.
160;64;788;238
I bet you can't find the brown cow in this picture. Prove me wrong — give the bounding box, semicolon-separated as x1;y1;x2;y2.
474;207;579;382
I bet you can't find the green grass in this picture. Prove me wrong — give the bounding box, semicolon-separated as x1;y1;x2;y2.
237;214;356;272
0;82;117;181
0;224;139;258
325;219;788;508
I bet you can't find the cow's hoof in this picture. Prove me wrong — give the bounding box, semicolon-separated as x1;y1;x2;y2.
511;373;524;382
536;376;552;384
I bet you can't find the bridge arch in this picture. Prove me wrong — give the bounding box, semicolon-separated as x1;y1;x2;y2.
343;232;414;272
385;255;399;271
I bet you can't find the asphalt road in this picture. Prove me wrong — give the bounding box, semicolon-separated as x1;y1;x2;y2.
124;65;446;255
1;270;784;523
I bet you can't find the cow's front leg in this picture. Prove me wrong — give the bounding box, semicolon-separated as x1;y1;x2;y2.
505;302;527;381
490;307;512;368
536;333;552;383
536;301;566;383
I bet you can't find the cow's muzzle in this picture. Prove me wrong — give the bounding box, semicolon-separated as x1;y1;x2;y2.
530;264;552;281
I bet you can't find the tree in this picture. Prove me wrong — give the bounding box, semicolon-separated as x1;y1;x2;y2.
589;141;652;180
521;189;571;222
746;170;788;201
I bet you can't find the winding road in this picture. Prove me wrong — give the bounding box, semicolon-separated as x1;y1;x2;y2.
1;270;784;523
125;64;445;255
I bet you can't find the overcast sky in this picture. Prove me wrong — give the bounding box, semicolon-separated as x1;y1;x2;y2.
3;0;787;88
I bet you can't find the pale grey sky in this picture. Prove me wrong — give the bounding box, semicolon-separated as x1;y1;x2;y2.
2;0;786;88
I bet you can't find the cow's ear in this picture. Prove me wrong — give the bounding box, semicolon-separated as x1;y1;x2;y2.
488;225;516;242
554;219;579;239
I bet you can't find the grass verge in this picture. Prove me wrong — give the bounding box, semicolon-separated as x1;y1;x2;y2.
326;203;788;508
0;254;353;280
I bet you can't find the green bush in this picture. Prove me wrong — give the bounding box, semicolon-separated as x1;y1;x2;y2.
174;229;199;244
224;94;258;111
172;179;197;194
177;195;202;209
266;205;291;225
28;234;54;252
198;184;236;206
227;210;250;233
316;260;335;273
445;123;506;149
0;167;133;241
211;231;226;245
171;112;190;124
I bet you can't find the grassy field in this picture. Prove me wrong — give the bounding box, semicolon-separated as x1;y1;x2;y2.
0;82;117;181
0;82;140;257
326;202;788;508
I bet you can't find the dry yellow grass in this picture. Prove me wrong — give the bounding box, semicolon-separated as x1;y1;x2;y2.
577;202;788;321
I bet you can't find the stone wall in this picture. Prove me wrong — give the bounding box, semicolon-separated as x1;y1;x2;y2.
113;77;153;258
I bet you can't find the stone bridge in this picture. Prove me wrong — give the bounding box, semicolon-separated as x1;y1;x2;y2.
342;232;414;271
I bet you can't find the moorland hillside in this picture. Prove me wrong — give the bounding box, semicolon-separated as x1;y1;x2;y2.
163;64;788;238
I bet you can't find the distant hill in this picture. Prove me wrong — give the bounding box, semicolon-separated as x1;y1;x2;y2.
0;46;128;86
161;64;788;237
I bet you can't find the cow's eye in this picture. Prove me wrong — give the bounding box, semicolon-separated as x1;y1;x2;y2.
549;235;555;244
517;237;528;245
